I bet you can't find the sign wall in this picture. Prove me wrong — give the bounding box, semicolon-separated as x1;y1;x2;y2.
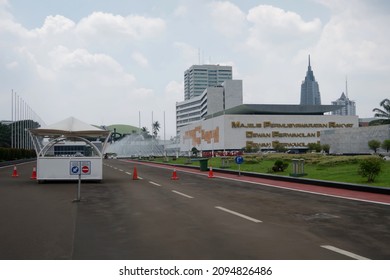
180;114;359;152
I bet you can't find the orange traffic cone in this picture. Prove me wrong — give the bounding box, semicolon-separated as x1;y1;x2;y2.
208;166;215;178
132;166;138;180
12;165;19;177
171;168;179;180
31;166;37;180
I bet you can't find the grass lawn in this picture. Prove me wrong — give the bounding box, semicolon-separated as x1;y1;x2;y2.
152;154;390;188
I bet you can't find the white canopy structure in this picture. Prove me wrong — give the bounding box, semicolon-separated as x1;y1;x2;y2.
29;117;111;182
30;117;111;138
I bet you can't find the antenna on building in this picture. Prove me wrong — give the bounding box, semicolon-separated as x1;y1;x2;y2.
345;76;348;98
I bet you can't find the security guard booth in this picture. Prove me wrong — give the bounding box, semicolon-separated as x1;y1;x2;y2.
29;117;111;182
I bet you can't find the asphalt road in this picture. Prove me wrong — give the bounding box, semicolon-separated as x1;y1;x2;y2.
0;160;389;260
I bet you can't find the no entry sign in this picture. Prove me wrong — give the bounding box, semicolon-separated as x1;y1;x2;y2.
82;165;90;174
81;161;91;175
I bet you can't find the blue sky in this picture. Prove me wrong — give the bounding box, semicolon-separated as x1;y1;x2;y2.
1;0;389;138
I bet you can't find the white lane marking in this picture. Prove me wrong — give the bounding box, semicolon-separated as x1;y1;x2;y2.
321;245;370;260
215;206;262;223
125;172;132;175
119;169;123;172
138;177;143;180
149;181;161;187
113;167;118;170
172;190;194;199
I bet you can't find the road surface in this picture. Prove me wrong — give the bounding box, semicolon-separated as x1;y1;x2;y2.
0;160;389;260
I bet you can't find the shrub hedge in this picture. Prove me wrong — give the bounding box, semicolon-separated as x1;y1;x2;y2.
0;147;36;161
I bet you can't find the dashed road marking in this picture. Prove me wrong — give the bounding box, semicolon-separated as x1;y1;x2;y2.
125;172;132;175
172;190;194;199
321;245;370;260
215;206;262;223
149;181;161;187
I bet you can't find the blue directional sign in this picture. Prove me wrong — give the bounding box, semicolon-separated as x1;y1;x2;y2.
70;161;81;175
235;156;244;164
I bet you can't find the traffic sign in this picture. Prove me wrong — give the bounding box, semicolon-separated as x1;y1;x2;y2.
235;156;244;177
70;161;91;175
82;165;89;174
235;156;244;164
81;161;91;175
70;161;80;175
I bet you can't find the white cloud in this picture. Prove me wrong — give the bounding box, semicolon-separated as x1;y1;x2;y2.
164;80;183;101
308;0;390;116
45;46;136;89
208;1;246;37
0;0;10;18
247;5;321;32
173;42;198;65
245;5;322;53
131;51;149;68
32;15;75;36
6;61;18;69
173;5;188;17
76;12;166;40
0;9;170;133
314;3;390;72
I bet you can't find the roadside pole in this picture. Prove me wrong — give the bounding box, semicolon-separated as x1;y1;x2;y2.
75;173;81;202
71;161;81;202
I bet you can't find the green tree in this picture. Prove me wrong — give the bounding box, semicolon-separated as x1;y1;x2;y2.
371;98;390;125
191;147;199;157
152;121;160;139
272;160;288;172
322;144;330;154
307;142;321;152
141;127;151;139
0;123;11;148
358;157;382;182
368;140;381;153
272;141;286;152
9;120;40;148
244;143;253;153
381;139;390;152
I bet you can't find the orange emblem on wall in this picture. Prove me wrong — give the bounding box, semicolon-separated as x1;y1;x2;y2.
184;126;219;146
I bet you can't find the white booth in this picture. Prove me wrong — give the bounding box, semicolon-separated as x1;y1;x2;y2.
29;117;111;182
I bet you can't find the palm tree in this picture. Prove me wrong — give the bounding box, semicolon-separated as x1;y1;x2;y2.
372;98;390;125
141;126;151;138
152;121;160;139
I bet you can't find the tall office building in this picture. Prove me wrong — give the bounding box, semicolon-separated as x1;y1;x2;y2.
184;64;232;100
300;55;321;105
176;80;243;134
332;92;356;116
